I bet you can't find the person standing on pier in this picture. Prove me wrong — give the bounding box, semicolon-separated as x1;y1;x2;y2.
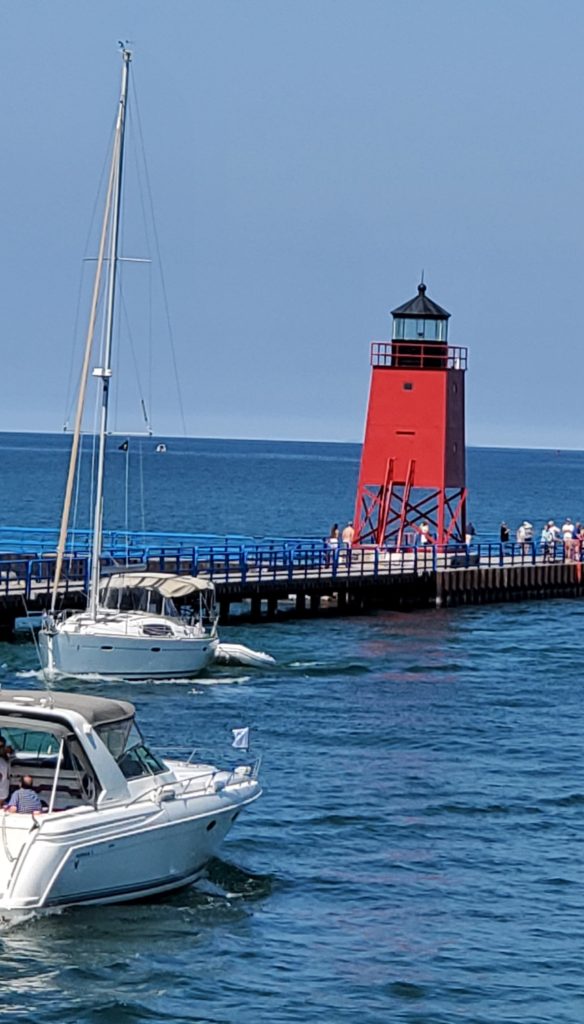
326;524;339;567
516;521;533;554
562;518;575;560
419;521;432;544
342;522;354;546
341;522;354;566
548;520;561;544
541;522;554;562
500;522;510;544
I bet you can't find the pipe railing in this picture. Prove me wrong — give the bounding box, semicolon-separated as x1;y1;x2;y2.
0;540;581;603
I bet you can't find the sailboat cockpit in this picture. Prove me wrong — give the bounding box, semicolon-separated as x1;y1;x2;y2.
98;571;218;627
100;583;179;618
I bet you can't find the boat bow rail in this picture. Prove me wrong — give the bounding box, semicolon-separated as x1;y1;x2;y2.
127;758;262;805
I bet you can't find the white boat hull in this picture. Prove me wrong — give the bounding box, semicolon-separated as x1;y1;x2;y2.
0;777;260;911
39;622;218;680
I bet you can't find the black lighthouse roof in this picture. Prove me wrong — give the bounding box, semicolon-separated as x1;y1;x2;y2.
391;282;450;320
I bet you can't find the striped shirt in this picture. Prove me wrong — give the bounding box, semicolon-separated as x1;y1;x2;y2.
6;787;43;813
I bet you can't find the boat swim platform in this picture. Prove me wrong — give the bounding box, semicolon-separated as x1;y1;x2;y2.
0;539;582;636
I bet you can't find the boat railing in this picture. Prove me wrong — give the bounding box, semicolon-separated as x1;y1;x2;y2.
122;759;261;808
174;759;261;797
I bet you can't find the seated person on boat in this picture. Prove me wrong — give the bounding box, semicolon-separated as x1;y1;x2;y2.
6;775;44;813
0;698;170;812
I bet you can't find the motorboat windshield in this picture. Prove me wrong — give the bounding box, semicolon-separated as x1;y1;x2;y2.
95;717;167;780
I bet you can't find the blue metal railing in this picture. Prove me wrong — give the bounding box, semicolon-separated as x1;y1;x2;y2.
0;539;579;604
0;526;325;556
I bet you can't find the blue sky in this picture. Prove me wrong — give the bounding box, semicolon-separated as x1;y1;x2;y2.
1;1;583;447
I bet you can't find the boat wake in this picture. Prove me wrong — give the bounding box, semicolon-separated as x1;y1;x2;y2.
0;907;64;931
194;675;252;687
192;857;275;902
16;669;255;690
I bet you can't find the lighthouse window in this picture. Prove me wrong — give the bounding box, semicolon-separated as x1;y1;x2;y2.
403;382;413;391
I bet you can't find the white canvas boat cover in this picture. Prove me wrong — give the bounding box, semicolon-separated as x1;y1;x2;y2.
99;572;215;597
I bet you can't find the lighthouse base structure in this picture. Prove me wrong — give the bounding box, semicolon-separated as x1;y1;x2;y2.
354;466;467;548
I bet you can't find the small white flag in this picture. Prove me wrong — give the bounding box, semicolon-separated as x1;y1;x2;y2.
231;727;250;751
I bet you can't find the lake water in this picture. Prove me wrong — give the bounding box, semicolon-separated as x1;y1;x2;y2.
0;434;583;1023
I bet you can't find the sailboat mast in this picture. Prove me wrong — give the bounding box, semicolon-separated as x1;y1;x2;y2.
88;47;131;619
49;77;122;616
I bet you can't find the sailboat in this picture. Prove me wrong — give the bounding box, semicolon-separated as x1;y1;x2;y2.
39;49;219;680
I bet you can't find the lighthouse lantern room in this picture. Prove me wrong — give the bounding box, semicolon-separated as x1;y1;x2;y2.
353;282;468;547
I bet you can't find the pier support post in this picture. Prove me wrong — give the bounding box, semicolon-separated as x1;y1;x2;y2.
250;595;262;622
295;593;306;615
310;593;321;615
219;597;230;622
0;620;15;643
266;595;278;620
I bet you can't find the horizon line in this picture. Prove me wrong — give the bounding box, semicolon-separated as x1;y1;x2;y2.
0;427;580;454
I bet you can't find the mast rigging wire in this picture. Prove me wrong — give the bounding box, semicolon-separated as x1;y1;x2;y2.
130;72;188;436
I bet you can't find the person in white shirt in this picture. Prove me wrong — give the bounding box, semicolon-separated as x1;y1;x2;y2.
341;522;355;566
549;521;561;542
419;521;431;544
562;518;575;560
341;522;354;546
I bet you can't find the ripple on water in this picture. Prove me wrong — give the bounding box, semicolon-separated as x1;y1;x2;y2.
2;591;584;1020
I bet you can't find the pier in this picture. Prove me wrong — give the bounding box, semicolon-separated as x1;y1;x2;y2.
0;527;582;637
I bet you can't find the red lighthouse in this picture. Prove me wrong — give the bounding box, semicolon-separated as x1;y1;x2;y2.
353;282;468;547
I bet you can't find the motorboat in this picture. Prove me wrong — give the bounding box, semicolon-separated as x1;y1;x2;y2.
0;690;261;911
40;571;219;680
